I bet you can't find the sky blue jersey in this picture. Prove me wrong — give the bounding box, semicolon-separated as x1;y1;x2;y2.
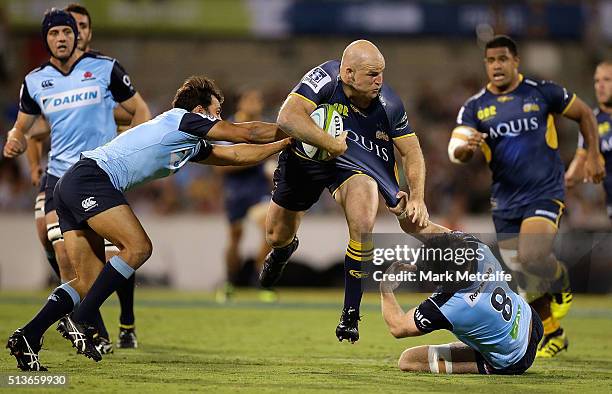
414;238;532;369
82;108;217;192
19;52;136;178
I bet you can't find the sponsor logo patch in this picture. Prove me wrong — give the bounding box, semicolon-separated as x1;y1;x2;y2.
348;270;369;279
302;67;331;94
42;86;101;113
41;79;54;89
534;209;558;220
81;196;98;211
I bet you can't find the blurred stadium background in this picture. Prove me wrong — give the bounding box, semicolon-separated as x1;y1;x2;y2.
0;0;611;291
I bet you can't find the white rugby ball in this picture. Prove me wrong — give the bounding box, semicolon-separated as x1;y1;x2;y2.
303;104;343;161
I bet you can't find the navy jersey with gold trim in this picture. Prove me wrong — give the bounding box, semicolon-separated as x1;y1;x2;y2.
578;108;612;203
290;60;413;206
455;75;575;214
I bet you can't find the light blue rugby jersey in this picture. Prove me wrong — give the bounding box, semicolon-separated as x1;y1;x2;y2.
82;108;218;192
413;238;532;370
19;52;136;178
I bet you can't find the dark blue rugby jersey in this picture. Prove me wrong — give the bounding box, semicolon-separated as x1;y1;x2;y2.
290;60;414;196
578;108;612;203
454;75;575;214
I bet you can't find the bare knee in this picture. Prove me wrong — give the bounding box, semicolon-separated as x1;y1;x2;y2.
398;348;420;372
123;235;153;267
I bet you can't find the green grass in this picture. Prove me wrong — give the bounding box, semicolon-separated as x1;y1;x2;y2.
1;289;611;393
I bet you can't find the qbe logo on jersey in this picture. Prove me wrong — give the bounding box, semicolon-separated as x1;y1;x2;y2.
41;86;102;114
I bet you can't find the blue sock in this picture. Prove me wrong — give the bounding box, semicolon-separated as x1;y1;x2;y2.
117;274;136;326
343;239;373;312
73;256;134;325
23;283;80;343
93;310;109;339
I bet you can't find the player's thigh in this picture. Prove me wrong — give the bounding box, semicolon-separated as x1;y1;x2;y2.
86;204;152;266
334;174;379;238
399;342;479;374
265;200;304;247
63;228;105;297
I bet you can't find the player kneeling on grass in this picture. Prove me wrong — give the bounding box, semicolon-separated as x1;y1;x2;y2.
380;232;543;375
4;75;289;371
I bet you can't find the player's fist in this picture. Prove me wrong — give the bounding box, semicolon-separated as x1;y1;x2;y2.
584;152;605;184
3;136;26;158
327;131;348;159
465;131;487;152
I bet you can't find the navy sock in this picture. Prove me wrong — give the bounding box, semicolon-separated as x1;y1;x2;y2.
23;284;80;343
270;237;298;263
73;256;134;325
46;250;60;280
93;310;109;339
343;239;373;312
116;274;136;326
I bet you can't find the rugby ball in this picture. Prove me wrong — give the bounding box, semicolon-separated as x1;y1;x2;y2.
302;104;343;161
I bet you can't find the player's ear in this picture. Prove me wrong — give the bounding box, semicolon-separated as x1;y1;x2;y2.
192;105;204;114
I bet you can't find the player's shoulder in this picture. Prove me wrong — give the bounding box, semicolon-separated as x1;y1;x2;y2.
24;62;54;80
521;76;566;93
379;84;407;119
83;51;116;63
466;88;488;105
316;59;340;77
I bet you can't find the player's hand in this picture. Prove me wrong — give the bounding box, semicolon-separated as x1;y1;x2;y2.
380;261;415;293
30;165;43;187
327;131;348;159
3;136;26;158
465;131;487;152
583;152;605;184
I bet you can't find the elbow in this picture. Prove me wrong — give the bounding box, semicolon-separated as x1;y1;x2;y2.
389;325;408;339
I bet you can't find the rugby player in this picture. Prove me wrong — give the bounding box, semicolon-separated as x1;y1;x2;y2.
381;232;542;375
26;3;151;353
6;8;150;354
259;40;444;343
566;61;612;221
216;88;275;303
4;75;289;371
447;36;605;357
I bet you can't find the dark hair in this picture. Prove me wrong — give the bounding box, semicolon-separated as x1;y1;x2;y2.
65;3;91;28
172;76;224;111
416;232;479;291
41;8;78;55
485;35;518;57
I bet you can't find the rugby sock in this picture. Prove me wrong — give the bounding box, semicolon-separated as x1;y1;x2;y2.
542;316;561;336
93;310;109;339
22;283;80;343
270;237;298;263
343;239;373;312
73;256;134;325
116;274;136;326
46;250;60;280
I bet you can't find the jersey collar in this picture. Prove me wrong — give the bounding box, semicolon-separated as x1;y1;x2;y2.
44;52;94;77
486;73;524;96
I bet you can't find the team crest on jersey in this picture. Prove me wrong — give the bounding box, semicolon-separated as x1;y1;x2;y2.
522;102;540;113
41;79;54;89
302;67;331;94
599;121;610;135
81;71;96;81
375;130;389;141
497;95;514;103
41;86;101;114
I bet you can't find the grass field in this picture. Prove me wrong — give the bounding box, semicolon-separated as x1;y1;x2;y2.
1;289;611;393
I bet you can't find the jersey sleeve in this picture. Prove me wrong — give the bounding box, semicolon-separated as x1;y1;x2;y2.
290;61;337;106
179;112;220;138
189;140;214;162
455;98;478;130
109;60;137;103
539;80;576;115
19;79;41;115
413;298;453;334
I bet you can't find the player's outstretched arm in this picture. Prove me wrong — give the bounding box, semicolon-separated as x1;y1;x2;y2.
565;149;587;188
563;95;605;183
206;121;286;144
380;262;423;339
200;138;291;166
448;127;487;163
277;94;347;158
3;111;39;158
394;136;429;227
118;93;151;129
